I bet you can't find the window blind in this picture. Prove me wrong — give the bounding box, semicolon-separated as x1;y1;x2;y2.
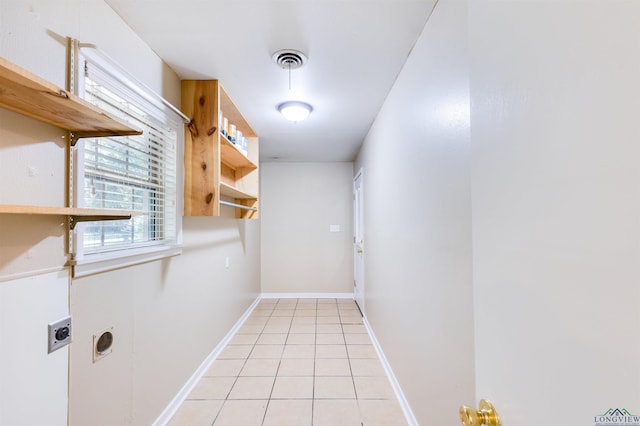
77;58;180;255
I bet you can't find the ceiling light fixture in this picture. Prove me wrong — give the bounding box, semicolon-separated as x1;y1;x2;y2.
272;49;313;122
278;101;313;122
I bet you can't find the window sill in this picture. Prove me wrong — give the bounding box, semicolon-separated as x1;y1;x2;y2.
68;244;182;278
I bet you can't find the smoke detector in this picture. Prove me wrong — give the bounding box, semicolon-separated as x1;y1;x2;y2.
272;49;307;69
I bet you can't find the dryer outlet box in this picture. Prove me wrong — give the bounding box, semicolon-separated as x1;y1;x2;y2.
48;316;72;354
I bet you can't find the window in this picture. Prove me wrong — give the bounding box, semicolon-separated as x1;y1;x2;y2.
71;47;184;275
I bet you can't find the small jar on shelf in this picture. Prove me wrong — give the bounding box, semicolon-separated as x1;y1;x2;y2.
236;129;243;148
240;136;248;156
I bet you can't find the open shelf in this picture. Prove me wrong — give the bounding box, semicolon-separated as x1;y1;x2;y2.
0;56;148;232
0;57;141;140
0;205;139;229
182;79;259;218
220;135;257;171
219;88;257;138
219;182;257;200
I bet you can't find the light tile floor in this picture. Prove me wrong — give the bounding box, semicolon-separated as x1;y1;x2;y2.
168;298;407;426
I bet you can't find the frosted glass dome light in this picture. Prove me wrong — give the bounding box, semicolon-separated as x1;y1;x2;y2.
278;101;313;122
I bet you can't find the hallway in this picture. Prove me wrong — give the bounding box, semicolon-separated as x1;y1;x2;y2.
168;298;406;425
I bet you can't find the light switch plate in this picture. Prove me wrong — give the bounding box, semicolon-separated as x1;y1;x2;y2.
329;225;340;232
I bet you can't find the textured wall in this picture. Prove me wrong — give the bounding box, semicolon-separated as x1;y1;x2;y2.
0;2;261;425
470;1;640;423
355;1;475;424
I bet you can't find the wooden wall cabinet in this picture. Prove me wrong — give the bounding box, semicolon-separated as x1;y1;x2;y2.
182;80;259;219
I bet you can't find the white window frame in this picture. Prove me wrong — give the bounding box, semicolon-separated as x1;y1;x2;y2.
69;45;186;278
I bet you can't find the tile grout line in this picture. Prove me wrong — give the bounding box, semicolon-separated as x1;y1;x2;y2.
344;306;361;424
341;299;363;424
259;299;278;426
210;305;265;426
311;298;318;426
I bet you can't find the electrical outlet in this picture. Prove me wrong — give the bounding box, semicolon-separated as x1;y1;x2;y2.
48;316;72;354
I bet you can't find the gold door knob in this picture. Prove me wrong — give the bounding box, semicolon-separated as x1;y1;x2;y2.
459;399;501;426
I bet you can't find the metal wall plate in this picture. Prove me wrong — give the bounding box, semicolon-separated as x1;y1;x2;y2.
48;316;72;354
93;327;114;362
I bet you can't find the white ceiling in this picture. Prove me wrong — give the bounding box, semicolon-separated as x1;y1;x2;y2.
105;0;436;162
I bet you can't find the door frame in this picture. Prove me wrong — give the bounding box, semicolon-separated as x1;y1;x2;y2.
353;168;365;312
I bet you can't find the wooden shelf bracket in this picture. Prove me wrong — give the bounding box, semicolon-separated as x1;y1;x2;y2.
68;213;133;230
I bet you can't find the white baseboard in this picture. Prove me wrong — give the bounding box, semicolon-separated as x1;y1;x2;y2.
261;292;354;299
364;316;419;426
152;295;262;426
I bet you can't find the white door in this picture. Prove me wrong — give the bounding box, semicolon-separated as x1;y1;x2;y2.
353;169;364;312
468;2;640;425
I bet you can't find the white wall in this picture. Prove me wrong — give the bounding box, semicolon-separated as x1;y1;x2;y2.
261;162;354;294
70;218;260;426
1;2;83;423
470;1;640;423
355;1;474;424
0;271;69;426
0;2;261;425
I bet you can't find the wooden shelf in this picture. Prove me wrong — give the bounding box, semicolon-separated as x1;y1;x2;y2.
0;205;139;229
0;57;141;140
220;135;257;171
182;79;259;218
220;183;257;200
219;88;257;138
0;57;148;233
